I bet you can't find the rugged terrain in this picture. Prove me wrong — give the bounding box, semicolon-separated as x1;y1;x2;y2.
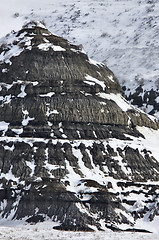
1;0;159;118
0;22;159;232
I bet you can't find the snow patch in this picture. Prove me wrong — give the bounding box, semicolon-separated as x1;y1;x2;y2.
40;92;55;97
97;93;132;112
2;68;8;73
0;121;9;136
0;31;33;65
0;166;20;182
88;58;103;67
17;85;27;98
108;75;114;82
22;109;34;126
12;128;23;135
25;21;47;30
52;110;59;114
136;126;159;162
85;74;106;91
26;160;35;177
38;43;66;52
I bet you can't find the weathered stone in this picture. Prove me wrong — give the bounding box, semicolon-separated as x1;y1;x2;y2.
0;22;159;232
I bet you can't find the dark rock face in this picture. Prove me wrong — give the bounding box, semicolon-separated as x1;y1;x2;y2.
0;22;159;231
123;84;159;118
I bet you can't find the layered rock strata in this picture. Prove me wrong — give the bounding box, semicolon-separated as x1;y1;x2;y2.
0;22;159;231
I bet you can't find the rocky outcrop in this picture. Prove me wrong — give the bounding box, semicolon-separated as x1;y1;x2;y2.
0;22;159;231
123;84;159;118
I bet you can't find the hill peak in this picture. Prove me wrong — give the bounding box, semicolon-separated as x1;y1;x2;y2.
0;23;159;232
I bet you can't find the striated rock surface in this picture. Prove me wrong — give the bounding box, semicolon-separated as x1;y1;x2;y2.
0;22;159;232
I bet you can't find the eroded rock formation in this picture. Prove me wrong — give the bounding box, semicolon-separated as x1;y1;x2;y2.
0;22;159;231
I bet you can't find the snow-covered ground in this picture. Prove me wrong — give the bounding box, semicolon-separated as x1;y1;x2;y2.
0;221;158;240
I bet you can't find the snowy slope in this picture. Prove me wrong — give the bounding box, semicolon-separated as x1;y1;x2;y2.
0;0;159;116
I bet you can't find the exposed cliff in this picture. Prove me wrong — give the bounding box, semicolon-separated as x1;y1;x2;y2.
0;22;159;232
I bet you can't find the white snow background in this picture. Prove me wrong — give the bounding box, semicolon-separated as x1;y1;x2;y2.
1;0;159;239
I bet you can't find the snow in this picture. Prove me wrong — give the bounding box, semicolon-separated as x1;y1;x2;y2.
17;85;27;98
52;110;59;114
38;43;66;52
85;74;106;91
0;167;19;183
39;92;55;97
64;160;81;193
0;31;33;65
84;80;95;86
26;160;35;177
22;109;34;126
4;144;14;151
97;93;132;112
136;126;159;161
88;58;103;67
45;163;64;172
0;45;23;65
0;81;38;92
108;75;114;82
12;128;23;135
0;94;12;105
0;121;9;132
112;153;132;176
2;68;8;73
26;21;47;30
135;216;159;234
32;81;38;86
0;221;158;240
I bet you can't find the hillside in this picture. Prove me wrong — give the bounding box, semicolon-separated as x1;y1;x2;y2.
0;22;159;232
0;0;159;118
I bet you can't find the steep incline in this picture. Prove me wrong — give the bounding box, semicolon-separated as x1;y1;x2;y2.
0;22;159;232
1;0;159;118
